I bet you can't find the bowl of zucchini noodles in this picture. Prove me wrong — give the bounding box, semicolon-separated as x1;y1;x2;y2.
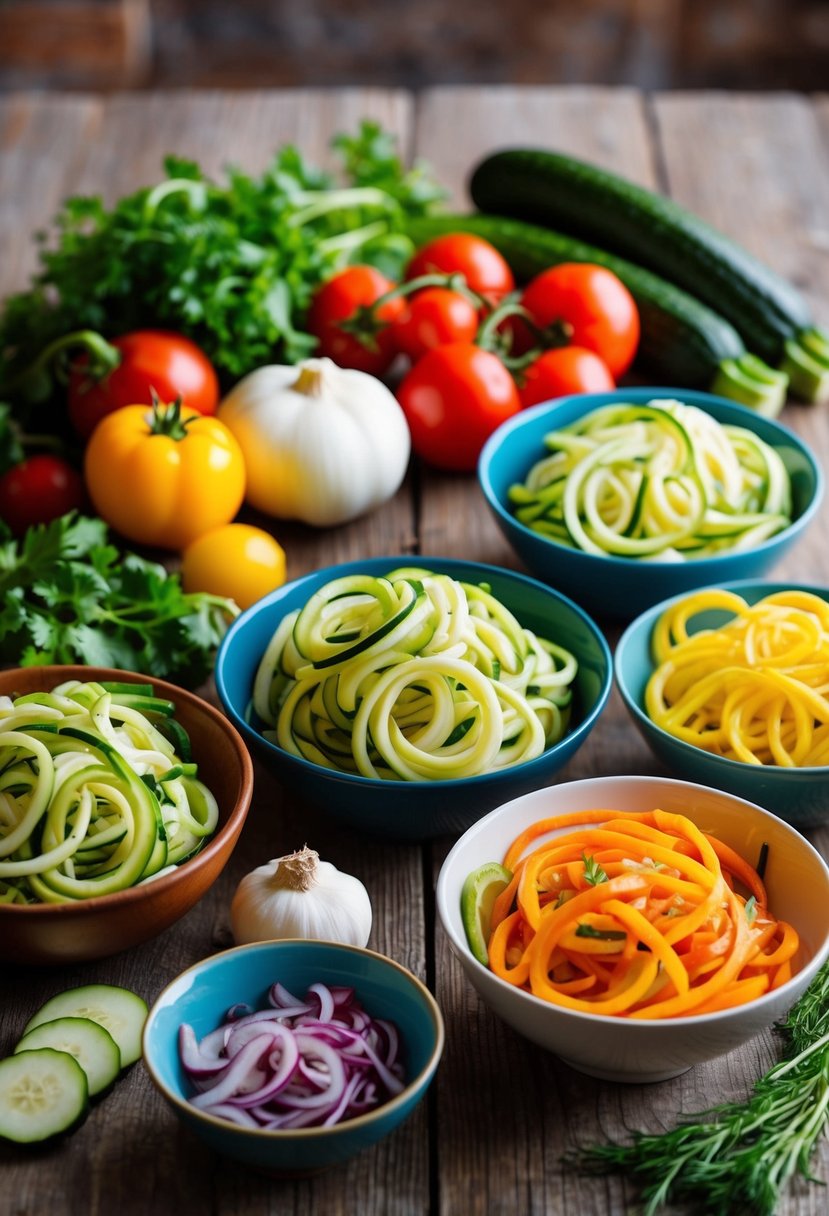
0;666;253;964
478;389;823;621
615;581;829;827
215;557;612;839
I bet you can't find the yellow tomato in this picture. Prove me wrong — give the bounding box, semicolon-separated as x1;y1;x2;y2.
84;399;246;550
181;523;286;610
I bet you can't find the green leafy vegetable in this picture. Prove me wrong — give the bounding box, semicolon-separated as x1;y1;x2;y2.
581;851;608;886
0;514;236;685
0;122;446;422
571;961;829;1215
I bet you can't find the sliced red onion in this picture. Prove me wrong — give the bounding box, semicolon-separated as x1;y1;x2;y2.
189;1034;275;1109
179;981;407;1130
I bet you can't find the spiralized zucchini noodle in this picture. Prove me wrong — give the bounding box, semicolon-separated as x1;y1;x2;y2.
508;398;792;560
252;568;578;780
483;807;798;1017
645;588;829;766
0;680;218;905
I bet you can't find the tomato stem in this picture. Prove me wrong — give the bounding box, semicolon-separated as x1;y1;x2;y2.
145;394;192;440
7;329;121;410
338;271;489;350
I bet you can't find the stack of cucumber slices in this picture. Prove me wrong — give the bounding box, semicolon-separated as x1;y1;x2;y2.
0;983;147;1144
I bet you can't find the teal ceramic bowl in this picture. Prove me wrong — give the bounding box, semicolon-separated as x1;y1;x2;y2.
615;580;829;827
142;939;444;1176
214;556;613;840
478;388;823;621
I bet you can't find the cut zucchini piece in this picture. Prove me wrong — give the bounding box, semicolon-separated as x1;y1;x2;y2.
0;1049;89;1143
23;985;148;1068
14;1017;121;1097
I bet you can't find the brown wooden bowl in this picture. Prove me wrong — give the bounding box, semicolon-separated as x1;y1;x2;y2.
0;666;254;965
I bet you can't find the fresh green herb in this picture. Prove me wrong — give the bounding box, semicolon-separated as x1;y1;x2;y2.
574;923;627;941
582;851;608;886
744;895;758;924
0;122;445;424
571;961;829;1215
0;513;236;685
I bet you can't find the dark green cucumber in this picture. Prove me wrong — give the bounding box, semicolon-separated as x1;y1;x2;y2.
468;149;826;398
405;212;787;414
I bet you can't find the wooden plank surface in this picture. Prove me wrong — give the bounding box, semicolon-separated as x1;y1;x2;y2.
1;85;829;1216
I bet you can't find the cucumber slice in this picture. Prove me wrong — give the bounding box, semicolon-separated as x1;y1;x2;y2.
0;1049;89;1143
14;1017;121;1097
23;985;148;1068
461;861;512;966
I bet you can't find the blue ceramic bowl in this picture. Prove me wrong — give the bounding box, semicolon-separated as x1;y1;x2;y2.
615;580;829;827
214;556;613;840
478;388;823;620
142;939;444;1176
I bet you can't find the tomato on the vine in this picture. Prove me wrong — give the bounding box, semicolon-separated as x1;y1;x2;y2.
308;265;405;375
393;288;480;363
518;346;615;408
0;454;86;535
68;330;220;439
396;343;521;472
406;234;515;304
519;264;640;378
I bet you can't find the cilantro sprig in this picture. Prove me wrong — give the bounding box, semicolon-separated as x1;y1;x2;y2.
0;514;236;685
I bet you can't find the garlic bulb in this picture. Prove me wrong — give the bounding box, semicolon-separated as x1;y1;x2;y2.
217;358;411;527
230;845;373;947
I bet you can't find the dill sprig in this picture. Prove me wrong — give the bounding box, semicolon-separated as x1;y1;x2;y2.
571;961;829;1215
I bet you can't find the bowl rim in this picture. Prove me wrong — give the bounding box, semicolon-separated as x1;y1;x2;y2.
436;772;829;1029
477;386;825;571
615;579;829;777
141;938;446;1140
0;665;254;918
214;554;614;791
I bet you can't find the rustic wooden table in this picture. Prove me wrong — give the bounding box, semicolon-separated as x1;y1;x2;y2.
2;85;829;1216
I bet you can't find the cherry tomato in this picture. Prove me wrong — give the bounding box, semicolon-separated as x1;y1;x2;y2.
393;288;480;363
181;523;286;610
518;346;615;408
519;264;640;378
0;454;86;536
68;330;220;439
396;343;521;472
406;234;515;304
308;265;405;375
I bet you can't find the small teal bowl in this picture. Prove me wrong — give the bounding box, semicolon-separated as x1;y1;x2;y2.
214;556;613;840
478;388;823;620
142;939;444;1176
615;580;829;827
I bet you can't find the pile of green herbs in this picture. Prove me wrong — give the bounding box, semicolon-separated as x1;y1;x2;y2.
0;514;236;686
0;122;445;422
573;960;829;1215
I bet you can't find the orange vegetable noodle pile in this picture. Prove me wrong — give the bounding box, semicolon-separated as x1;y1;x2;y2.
645;588;829;766
487;808;798;1018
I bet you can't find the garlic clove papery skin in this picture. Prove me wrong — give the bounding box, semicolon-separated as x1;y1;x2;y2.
217;358;411;527
230;851;373;948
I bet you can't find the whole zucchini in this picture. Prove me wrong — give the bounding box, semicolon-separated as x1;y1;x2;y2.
405;212;787;414
468;149;829;402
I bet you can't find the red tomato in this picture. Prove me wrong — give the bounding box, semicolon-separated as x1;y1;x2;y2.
518;346;615;408
393;288;480;363
519;264;640;378
68;330;220;439
406;234;515;303
0;455;86;535
308;265;405;375
396;343;521;472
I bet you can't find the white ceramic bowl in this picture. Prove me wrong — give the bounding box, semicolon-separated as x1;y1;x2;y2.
436;775;829;1083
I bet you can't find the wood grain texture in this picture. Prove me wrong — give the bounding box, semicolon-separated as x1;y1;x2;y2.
2;86;829;1216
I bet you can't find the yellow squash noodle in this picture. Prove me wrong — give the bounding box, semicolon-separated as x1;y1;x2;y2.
645;589;829;766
